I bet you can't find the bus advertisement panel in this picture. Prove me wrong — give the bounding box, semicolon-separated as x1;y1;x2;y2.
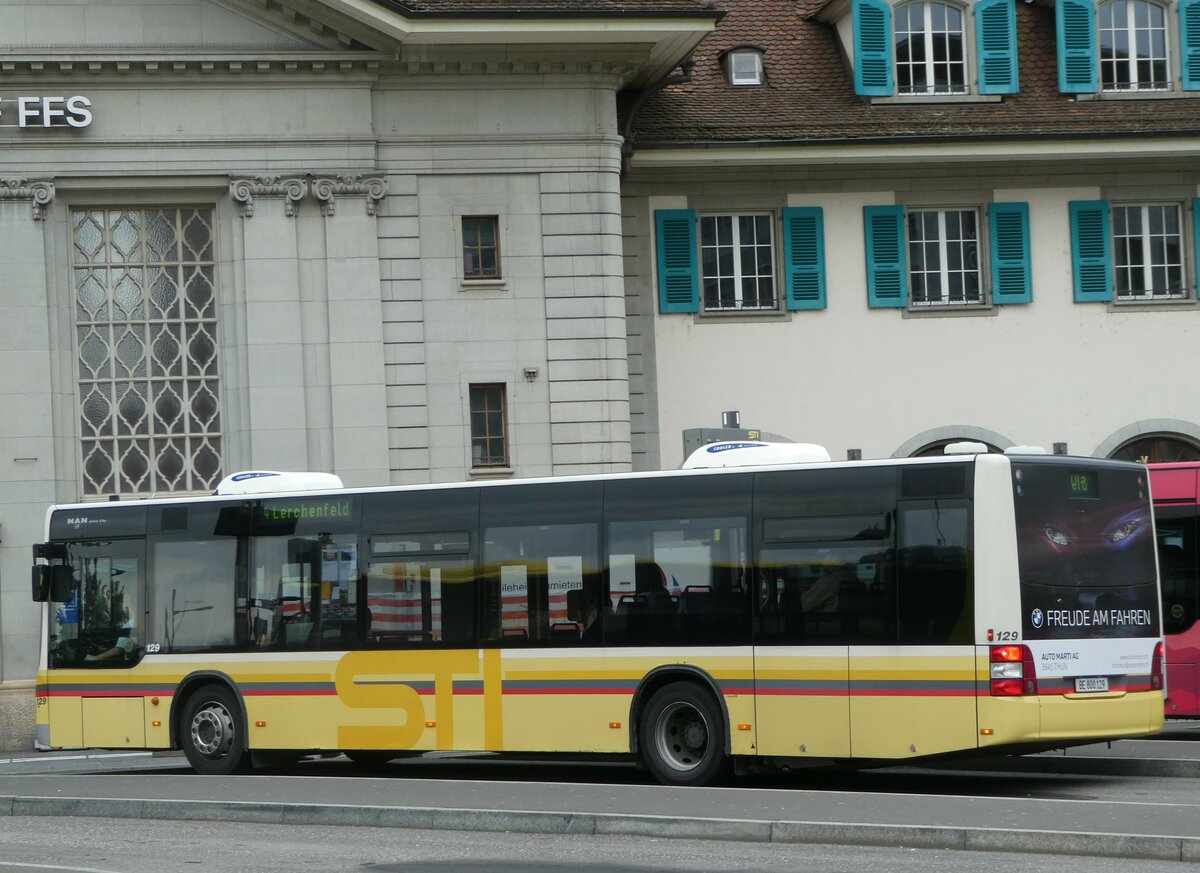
1148;462;1200;718
33;452;1165;784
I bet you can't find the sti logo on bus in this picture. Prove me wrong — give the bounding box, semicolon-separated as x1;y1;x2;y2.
1031;609;1044;629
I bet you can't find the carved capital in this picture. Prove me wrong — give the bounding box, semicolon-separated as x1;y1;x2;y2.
310;173;387;217
0;178;55;220
229;175;308;218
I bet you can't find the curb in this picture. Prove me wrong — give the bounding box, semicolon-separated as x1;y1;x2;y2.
932;755;1200;779
1;794;1197;862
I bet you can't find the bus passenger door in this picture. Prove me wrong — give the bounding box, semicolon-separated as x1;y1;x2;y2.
47;539;146;748
849;500;977;759
754;545;852;759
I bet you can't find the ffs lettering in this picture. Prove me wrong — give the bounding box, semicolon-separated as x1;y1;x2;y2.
1;96;93;128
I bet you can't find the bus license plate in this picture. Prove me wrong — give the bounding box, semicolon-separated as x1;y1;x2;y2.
1074;677;1109;693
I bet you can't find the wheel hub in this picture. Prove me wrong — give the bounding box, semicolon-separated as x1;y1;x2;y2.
190;704;235;758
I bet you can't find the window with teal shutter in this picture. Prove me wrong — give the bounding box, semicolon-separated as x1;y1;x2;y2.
864;205;908;308
1181;0;1200;90
655;209;699;313
1193;198;1200;297
1069;200;1113;302
1057;0;1099;93
988;202;1031;304
975;0;1019;94
854;0;895;96
782;207;827;310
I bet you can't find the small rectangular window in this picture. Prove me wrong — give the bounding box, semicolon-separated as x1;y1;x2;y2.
907;208;982;305
470;383;508;467
700;213;777;312
728;51;764;86
1112;203;1186;300
462;215;501;279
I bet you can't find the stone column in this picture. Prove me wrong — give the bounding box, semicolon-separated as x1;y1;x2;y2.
311;175;390;487
228;175;311;470
0;178;58;750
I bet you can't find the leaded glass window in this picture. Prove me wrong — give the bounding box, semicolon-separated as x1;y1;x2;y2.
72;207;222;496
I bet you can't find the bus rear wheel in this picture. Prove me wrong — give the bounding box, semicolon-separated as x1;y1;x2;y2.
181;684;249;775
639;681;729;787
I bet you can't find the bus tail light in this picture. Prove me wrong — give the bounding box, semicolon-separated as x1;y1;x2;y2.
990;645;1037;696
1151;641;1165;691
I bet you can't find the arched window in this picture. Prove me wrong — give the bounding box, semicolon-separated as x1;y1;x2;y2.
911;438;1002;457
895;2;967;94
1099;0;1169;91
1109;434;1200;463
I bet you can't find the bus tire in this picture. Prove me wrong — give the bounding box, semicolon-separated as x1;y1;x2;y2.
180;684;249;775
639;681;729;787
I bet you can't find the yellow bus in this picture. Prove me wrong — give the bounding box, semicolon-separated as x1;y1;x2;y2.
32;447;1165;784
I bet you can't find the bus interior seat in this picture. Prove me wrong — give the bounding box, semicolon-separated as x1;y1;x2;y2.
550;621;582;639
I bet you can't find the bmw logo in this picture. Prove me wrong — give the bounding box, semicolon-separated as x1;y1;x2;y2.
1031;609;1044;629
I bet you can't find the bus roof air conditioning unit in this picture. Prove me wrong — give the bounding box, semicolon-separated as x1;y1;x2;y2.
943;442;990;455
213;471;345;496
681;441;831;469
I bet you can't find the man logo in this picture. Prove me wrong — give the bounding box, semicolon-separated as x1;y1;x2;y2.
1031;608;1044;629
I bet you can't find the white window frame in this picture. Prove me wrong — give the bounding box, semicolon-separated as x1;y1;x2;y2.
894;0;969;95
698;212;779;313
1111;202;1188;300
906;207;985;307
728;50;764;86
1099;0;1172;92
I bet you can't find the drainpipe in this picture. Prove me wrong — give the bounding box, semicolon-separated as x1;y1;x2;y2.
620;56;696;177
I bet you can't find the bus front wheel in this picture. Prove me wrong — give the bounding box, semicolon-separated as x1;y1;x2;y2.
180;684;249;775
639;681;729;787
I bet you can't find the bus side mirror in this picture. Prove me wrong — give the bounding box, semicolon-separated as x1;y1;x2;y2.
32;566;48;602
33;565;75;603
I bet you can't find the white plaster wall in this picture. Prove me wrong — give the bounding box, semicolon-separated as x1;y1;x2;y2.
647;183;1200;469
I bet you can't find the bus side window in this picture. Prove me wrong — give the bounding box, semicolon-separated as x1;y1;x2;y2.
896;501;972;645
479;481;603;647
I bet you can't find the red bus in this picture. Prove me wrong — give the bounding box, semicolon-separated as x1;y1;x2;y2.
1149;462;1200;718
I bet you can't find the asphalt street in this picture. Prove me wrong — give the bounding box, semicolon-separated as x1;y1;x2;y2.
0;724;1198;863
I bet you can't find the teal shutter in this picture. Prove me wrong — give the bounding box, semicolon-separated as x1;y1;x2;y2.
853;0;894;96
1057;0;1099;93
782;207;827;310
864;205;908;308
988;202;1032;304
1181;0;1200;90
1069;200;1112;302
975;0;1019;94
1193;198;1200;297
655;209;699;313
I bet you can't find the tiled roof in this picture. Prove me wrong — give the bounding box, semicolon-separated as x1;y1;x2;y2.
371;0;718;14
624;0;1200;145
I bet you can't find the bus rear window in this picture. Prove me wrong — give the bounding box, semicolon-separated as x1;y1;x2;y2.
1013;461;1158;639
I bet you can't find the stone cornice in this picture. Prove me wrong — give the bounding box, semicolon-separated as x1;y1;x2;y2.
0;178;55;219
0;51;642;80
0;51;389;77
311;173;387;215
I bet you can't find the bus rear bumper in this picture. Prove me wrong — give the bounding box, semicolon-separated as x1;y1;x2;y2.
978;691;1164;748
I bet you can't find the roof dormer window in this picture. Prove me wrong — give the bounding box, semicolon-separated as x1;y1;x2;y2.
723;47;765;86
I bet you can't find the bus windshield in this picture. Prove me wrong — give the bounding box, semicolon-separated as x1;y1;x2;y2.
1013;460;1159;640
